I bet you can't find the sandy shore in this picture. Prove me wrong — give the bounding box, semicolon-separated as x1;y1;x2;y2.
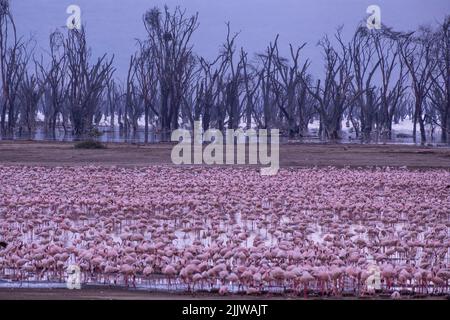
0;140;449;168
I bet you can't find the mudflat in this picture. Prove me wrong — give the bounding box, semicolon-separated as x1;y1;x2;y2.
0;141;449;168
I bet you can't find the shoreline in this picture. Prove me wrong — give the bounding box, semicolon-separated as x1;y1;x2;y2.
0;140;449;169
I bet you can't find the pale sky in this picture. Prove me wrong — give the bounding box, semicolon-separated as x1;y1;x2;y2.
12;0;450;78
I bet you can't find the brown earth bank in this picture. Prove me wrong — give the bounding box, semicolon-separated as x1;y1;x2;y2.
0;288;447;300
0;140;449;168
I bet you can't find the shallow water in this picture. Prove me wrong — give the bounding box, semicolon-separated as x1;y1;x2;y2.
1;119;448;146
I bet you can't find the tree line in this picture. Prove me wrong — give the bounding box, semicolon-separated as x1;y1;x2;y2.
0;1;449;143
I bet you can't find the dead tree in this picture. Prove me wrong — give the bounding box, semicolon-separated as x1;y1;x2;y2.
241;48;262;129
196;57;222;131
124;54;148;135
105;78;122;131
197;55;226;131
257;35;279;129
135;42;159;142
65;27;115;136
0;0;28;134
428;16;450;142
18;67;46;134
219;23;245;130
273;42;309;137
305;31;356;140
178;52;197;129
296;75;316;135
400;27;436;144
373;27;407;139
143;6;199;139
38;30;68;134
124;54;136;134
349;26;381;140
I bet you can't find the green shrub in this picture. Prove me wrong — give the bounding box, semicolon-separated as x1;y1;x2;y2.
74;140;106;149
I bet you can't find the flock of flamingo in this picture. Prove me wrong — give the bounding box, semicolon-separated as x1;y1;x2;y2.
0;165;449;298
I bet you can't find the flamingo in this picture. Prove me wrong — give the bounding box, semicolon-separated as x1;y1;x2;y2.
0;165;448;297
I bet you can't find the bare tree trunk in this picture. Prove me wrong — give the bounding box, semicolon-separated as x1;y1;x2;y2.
144;106;149;143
